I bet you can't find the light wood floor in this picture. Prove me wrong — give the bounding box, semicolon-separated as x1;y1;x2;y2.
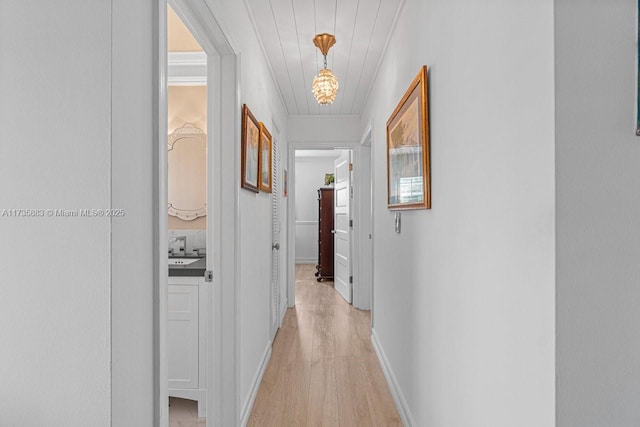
248;264;402;427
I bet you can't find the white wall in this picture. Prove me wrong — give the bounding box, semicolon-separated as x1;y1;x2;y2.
555;1;640;425
360;0;556;425
289;115;362;143
204;0;289;422
0;0;286;424
295;156;338;263
0;1;158;425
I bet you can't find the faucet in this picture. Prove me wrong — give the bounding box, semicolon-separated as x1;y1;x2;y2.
169;236;187;256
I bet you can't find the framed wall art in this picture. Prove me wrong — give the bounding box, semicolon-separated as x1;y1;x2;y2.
241;104;260;192
258;122;273;193
386;65;431;210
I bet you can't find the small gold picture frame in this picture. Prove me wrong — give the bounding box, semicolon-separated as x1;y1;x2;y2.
258;122;273;193
241;104;260;193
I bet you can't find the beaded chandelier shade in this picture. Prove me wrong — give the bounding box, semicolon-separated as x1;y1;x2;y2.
312;33;339;105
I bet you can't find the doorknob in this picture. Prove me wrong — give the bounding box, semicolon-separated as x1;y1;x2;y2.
272;243;280;250
331;230;336;234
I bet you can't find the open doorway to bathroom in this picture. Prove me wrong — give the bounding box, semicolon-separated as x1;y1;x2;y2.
160;2;239;425
166;5;209;426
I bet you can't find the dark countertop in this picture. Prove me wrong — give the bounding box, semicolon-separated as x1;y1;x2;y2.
168;257;206;277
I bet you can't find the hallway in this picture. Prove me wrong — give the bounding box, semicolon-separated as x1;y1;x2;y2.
248;265;401;426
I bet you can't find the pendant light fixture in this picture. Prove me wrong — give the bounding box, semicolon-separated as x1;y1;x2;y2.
312;33;339;105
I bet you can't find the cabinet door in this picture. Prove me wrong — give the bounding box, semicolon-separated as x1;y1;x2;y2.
168;284;199;389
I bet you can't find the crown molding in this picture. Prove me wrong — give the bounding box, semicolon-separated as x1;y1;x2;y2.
168;51;207;86
288;114;361;119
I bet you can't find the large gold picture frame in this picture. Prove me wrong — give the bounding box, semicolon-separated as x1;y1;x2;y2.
258;122;273;193
241;104;260;193
386;66;431;210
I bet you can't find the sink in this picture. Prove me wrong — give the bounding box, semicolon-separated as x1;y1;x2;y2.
168;258;202;266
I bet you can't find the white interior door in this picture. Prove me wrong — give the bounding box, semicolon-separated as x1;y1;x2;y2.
270;135;281;337
334;151;352;303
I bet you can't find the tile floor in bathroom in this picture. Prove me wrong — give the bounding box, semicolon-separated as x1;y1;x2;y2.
169;397;205;427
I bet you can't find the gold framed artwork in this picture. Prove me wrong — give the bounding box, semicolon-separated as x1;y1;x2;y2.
241;104;260;193
386;65;431;210
258;122;273;193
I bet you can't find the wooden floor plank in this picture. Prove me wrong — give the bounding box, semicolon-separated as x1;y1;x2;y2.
307;358;339;427
247;264;401;426
335;356;376;426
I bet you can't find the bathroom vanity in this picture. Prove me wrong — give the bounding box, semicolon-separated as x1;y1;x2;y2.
168;258;207;418
167;123;208;417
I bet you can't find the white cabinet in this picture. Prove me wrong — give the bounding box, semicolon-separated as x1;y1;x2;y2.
168;276;207;418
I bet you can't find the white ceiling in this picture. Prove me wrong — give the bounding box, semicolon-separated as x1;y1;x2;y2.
245;0;404;116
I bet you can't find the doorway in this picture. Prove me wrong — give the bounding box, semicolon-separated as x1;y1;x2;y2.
288;143;373;312
159;1;239;426
166;5;208;423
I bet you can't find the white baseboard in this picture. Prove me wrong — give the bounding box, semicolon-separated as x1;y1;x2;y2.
280;301;287;326
295;258;316;264
371;329;416;427
240;341;272;427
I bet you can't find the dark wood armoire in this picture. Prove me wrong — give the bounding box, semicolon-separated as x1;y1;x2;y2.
315;188;334;281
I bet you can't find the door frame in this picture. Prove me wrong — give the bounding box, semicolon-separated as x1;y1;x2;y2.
161;2;241;426
286;141;373;311
357;123;373;313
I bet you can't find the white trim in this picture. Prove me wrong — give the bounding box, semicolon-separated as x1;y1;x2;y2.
353;124;373;310
279;299;287;326
170;0;237;55
240;342;272;427
233;53;243;427
295;258;317;265
168;76;207;86
371;329;416;427
158;3;169;426
295;154;342;161
168;51;206;64
168;51;207;86
288;114;361;119
295;220;318;226
288;139;359;146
